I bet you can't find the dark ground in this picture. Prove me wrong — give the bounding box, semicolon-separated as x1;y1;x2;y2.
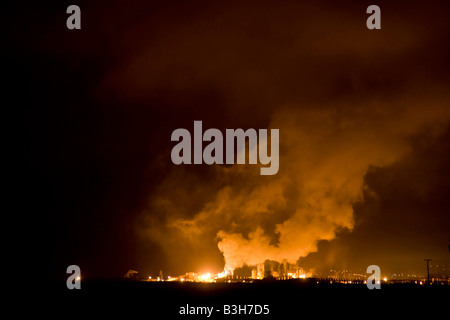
38;279;449;318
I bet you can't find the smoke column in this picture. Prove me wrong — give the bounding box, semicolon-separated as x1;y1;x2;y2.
140;93;450;273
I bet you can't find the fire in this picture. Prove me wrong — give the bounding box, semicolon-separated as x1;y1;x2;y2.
147;266;315;283
199;273;212;282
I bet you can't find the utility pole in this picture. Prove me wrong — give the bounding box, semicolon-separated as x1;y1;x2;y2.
424;259;432;284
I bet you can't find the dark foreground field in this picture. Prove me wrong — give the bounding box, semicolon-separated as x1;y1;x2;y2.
40;279;448;318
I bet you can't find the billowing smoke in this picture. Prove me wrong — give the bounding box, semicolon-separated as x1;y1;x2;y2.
121;1;450;274
216;98;450;271
139;93;450;273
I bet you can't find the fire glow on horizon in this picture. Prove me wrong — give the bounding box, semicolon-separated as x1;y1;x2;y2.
150;265;312;283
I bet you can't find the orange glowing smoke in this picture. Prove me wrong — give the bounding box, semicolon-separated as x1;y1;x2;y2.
215;100;450;270
140;95;450;273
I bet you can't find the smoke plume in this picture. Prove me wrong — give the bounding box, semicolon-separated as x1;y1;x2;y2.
126;0;450;274
140;91;450;272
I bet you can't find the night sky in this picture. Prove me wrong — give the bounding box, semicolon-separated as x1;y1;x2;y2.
12;0;450;281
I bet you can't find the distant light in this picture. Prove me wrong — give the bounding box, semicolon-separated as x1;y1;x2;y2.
76;276;81;281
199;273;212;282
383;277;387;281
180;278;185;282
168;276;171;279
149;276;152;279
376;280;380;284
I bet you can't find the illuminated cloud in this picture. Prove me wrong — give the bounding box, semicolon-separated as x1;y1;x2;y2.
140;91;450;272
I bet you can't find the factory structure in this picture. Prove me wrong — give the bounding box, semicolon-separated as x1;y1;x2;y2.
241;260;309;280
129;260;450;285
142;260;310;283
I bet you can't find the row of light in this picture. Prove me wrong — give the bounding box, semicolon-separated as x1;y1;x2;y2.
148;270;311;282
148;272;220;282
